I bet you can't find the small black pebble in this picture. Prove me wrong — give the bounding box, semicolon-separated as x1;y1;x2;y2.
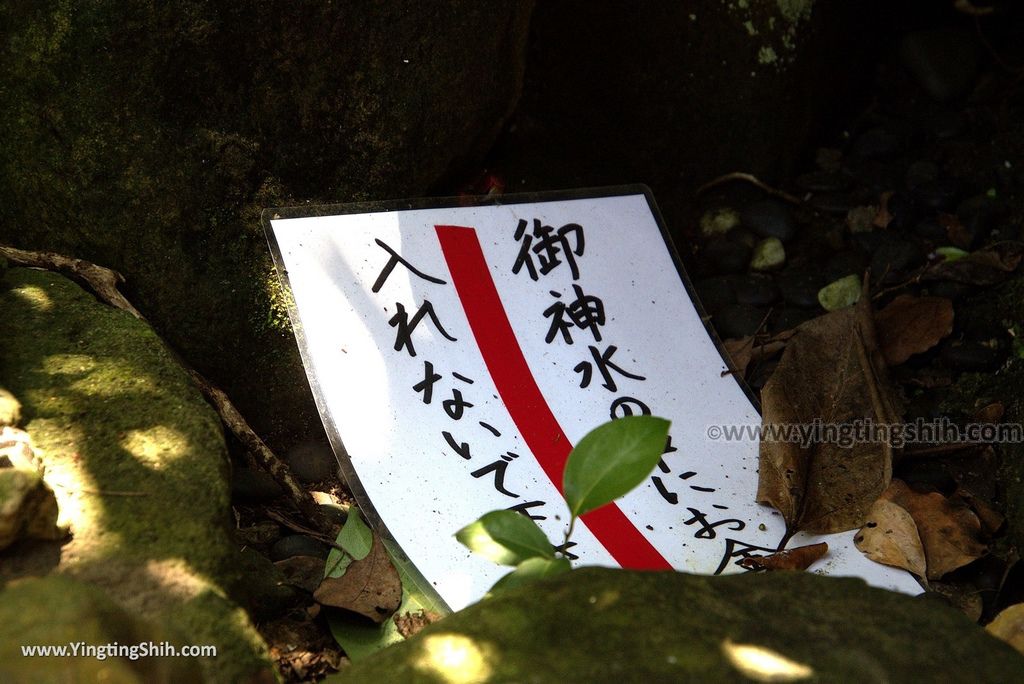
271;534;330;561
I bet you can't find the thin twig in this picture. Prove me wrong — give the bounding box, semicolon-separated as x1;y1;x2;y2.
265;508;348;554
0;245;143;319
696;171;805;207
52;483;147;497
870;262;932;301
0;243;337;538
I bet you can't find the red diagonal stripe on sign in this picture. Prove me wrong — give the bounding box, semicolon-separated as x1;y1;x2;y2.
435;224;672;570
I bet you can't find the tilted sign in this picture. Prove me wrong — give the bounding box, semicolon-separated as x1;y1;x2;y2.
263;187;921;611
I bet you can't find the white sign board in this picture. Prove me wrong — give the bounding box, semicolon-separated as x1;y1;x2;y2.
264;187;920;611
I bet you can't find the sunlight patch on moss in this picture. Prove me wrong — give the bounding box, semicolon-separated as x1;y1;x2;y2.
13;284;53;312
413;634;496;684
144;558;219;602
42;353;96;376
120;426;188;470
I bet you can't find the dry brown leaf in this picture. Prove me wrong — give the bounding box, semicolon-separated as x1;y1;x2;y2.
854;499;926;578
972;401;1005;424
757;291;902;534
723;331;794;376
882;480;987;580
987;604;1024;655
394;610;443;639
738;542;828;571
313;534;402;622
875;295;954;366
922;241;1024;286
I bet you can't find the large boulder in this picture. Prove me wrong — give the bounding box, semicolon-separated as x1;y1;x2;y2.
341;568;1024;682
0;1;535;449
0;575;202;683
0;268;272;682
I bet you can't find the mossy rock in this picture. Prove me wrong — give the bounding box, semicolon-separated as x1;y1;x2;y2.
0;268;272;682
0;575;202;683
341;568;1024;683
0;1;534;450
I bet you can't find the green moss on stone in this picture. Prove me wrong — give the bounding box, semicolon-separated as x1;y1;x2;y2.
0;575;203;683
341;568;1023;683
0;268;271;682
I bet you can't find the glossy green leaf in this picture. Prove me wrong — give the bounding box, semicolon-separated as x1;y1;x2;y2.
563;416;671;518
489;557;572;595
455;509;553;565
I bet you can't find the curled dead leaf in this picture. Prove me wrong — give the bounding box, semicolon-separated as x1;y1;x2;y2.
313;534;402;623
738;542;828;571
854;499;926;578
757;291;902;534
882;480;987;580
875;295;954;366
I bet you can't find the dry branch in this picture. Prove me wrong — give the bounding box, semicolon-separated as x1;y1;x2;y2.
0;243;336;537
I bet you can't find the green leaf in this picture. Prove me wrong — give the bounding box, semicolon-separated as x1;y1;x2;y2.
455;510;554;565
935;246;969;262
563;416;671;518
323;506;373;579
337;507;373;560
489;557;572;595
